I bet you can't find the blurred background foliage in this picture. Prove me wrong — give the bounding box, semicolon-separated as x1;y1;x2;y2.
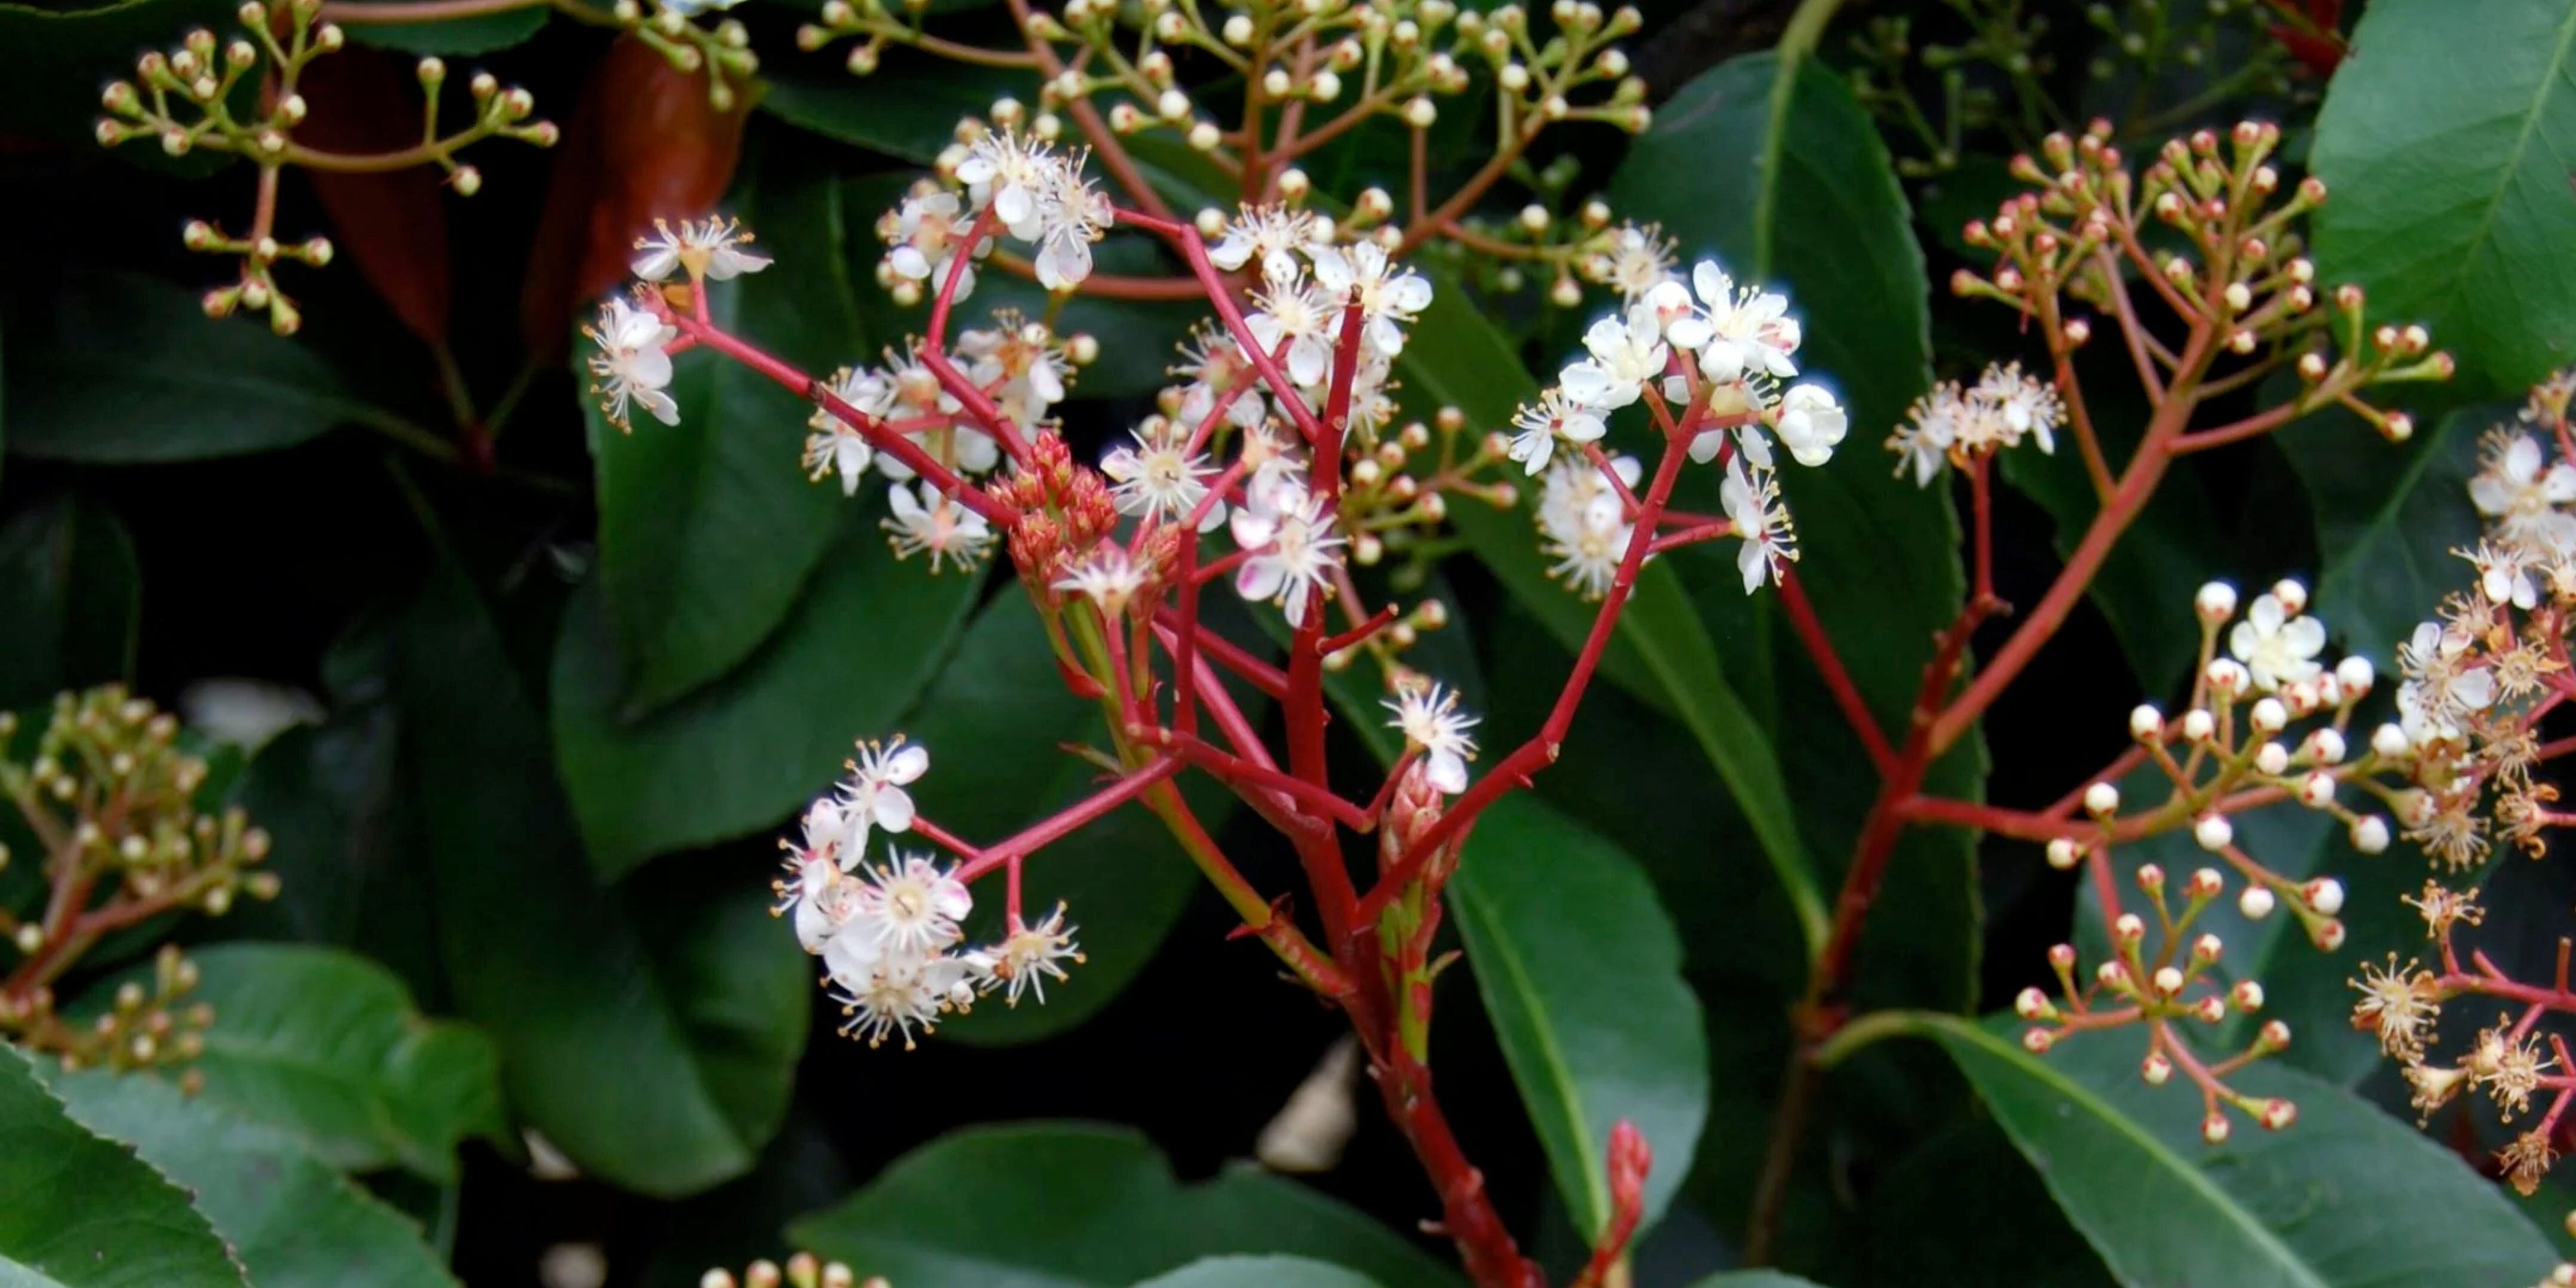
5;0;2576;1285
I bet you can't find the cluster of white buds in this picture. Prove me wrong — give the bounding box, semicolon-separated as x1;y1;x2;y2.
696;1251;871;1288
1884;361;2064;486
771;739;1083;1048
613;0;760;107
1515;256;1846;597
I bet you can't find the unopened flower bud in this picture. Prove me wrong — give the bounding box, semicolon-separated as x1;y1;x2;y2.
2142;1053;2173;1085
2195;580;2237;621
2250;698;2286;733
1277;168;1310;201
2023;1026;2055;1054
453;166;482;196
2181;708;2215;741
2194;933;2224;965
2084;782;2119;816
2205;658;2249;694
2369;722;2408;759
2015;987;2055;1020
2229;980;2263;1014
2129;704;2163;740
2202;1114;2231;1145
2045;837;2082;869
2255;741;2289;775
2308;918;2345;951
2194;814;2233;852
2239;885;2275;920
2301;876;2344;915
2097;959;2129;989
2293;771;2333;808
2152;965;2186;996
2135;863;2165;894
2186;867;2223;900
2113;913;2145;945
2351;814;2390;854
2256;1097;2296;1130
1403;96;1436;128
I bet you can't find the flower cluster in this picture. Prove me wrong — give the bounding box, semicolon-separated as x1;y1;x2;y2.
772;739;1082;1048
697;1252;875;1288
1885;362;2063;486
0;687;276;1078
1513;258;1847;597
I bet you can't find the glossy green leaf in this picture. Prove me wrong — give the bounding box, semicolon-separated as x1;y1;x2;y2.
0;1044;246;1288
1860;1119;2116;1287
4;272;401;462
0;496;140;710
337;0;544;53
170;942;503;1182
763;52;1022;165
787;1122;1464;1288
1892;1010;2559;1287
1405;279;1827;952
1134;1257;1381;1288
2310;0;2576;394
901;594;1220;1046
390;555;809;1197
585;159;860;713
2277;400;2493;665
551;513;979;877
45;1067;456;1288
1448;794;1707;1238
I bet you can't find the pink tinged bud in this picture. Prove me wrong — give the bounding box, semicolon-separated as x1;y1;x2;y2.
2022;1026;2055;1054
2194;814;2233;852
2084;782;2120;816
2303;877;2344;915
2135;863;2165;894
2113;914;2145;945
2192;933;2223;964
2193;995;2228;1024
2309;918;2346;951
2383;412;2414;442
2186;867;2224;900
2142;1053;2173;1085
2232;980;2265;1012
2063;317;2091;346
2369;722;2408;759
2239;885;2276;920
2250;698;2286;733
2334;282;2363;310
2046;837;2083;870
2229;329;2258;354
2299;771;2336;808
2308;727;2346;763
2130;704;2163;740
2373;324;2399;352
2205;658;2249;694
2153;966;2186;996
2203;1114;2231;1145
2015;987;2055;1020
2182;708;2216;741
2256;741;2290;775
2197;584;2238;626
2047;943;2078;970
1606;1119;1650;1210
2261;1019;2293;1050
2096;960;2129;989
2257;1098;2296;1130
2271;579;2306;614
2351;815;2390;854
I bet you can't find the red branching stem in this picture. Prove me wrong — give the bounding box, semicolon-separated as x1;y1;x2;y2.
1319;606;1400;656
1154;733;1375;832
957;758;1180;880
1969;452;1998;602
1777;569;1898;777
1152;616;1289;699
2169;399;2306;454
1372;1054;1548;1288
1646;523;1736;555
2036;291;2116;500
910;816;986;863
1116;209;1328;445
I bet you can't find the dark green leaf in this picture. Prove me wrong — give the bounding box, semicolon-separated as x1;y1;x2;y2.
551;515;979;877
1448;794;1707;1237
172;942;503;1182
1898;1010;2559;1287
45;1067;457;1288
586;158;861;712
390;555;810;1197
0;496;140;710
337;0;544;53
5;272;400;462
0;1043;246;1288
2277;400;2493;665
1859;1119;2116;1287
763;52;1021;166
2310;0;2576;395
786;1122;1464;1288
1134;1257;1382;1288
902;594;1212;1046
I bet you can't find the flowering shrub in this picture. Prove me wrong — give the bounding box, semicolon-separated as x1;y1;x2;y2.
13;1;2576;1287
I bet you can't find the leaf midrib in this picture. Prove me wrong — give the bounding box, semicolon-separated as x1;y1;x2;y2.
2429;2;2576;326
1448;870;1610;1232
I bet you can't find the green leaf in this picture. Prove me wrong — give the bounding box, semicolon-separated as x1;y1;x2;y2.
167;942;503;1183
0;1043;246;1288
1859;1119;2116;1287
2309;0;2576;395
1448;794;1707;1238
1133;1257;1382;1288
0;496;140;710
4;272;400;462
901;594;1214;1046
1406;282;1827;953
2277;399;2493;665
551;515;979;878
787;1122;1464;1288
1890;1010;2559;1287
390;554;810;1197
337;0;545;53
586;157;861;712
763;52;1021;165
44;1067;457;1288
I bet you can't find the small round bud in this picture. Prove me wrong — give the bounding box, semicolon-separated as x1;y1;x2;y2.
2152;965;2186;997
2181;708;2215;741
2298;771;2336;808
2192;932;2223;964
2015;987;2053;1020
2195;580;2238;622
2302;877;2344;915
2309;918;2346;951
2239;885;2275;920
1549;276;1582;308
2250;697;2286;733
2205;657;2250;695
2369;722;2409;759
2385;412;2414;442
1157;88;1190;119
1187;121;1220;151
2023;1026;2055;1054
2334;655;2374;696
2046;837;2082;870
417;55;446;83
1403;96;1436;128
1223;13;1252;44
2296;351;2330;382
1195;207;1226;237
2047;943;2078;970
1517;203;1548;233
2257;1098;2296;1130
452;166;482;197
2186;867;2223;900
2223;281;2251;313
2255;741;2289;775
2232;979;2265;1012
2129;704;2163;741
2351;815;2390;854
2307;728;2346;764
2135;863;2165;894
1277;168;1310;201
2202;1114;2231;1145
2084;782;2120;816
1304;72;1338;103
2097;960;2129;988
2141;1053;2173;1085
2193;814;2234;852
2113;913;2145;945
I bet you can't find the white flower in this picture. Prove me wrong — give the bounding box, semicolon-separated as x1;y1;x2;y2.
1052;545;1148;614
2468;540;2540;610
1171;327;1269;433
631;216;771;282
1886;383;1963;486
955;129;1059;239
882;481;995;572
1559;303;1668;411
1666;261;1799;385
584;297;680;429
957;317;1073;434
2471;432;2576;554
1537;455;1638;598
1310;241;1434;358
804;366;896;495
879;186;979;299
1507;390;1608;475
1974;363;2060;455
1772;383;1847;468
829;737;929;867
1721;460;1796;593
1102;424;1226;529
1385;683;1479;794
1210;205;1328;286
2226;592;2326;691
1032;161;1113;290
990;904;1081;1006
826;941;956;1050
1582;222;1677;302
1230;480;1346;626
1246;281;1338;388
853;849;973;955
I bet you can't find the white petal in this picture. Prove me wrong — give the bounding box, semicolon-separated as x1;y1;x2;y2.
885;744;929;783
1238;557;1287;603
